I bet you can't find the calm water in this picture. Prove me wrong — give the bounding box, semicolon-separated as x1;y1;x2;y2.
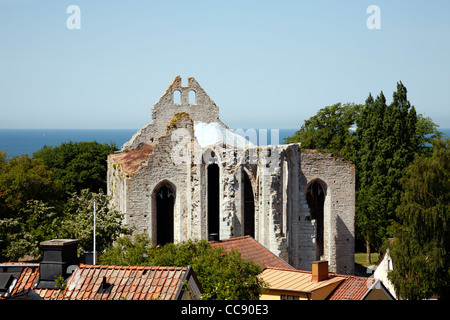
0;128;299;158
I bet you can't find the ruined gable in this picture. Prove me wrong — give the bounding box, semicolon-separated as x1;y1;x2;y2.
122;76;226;151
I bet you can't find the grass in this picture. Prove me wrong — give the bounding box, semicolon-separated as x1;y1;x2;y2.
355;252;379;267
354;252;380;276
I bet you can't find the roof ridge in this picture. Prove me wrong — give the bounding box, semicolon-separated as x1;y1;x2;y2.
211;235;251;243
78;264;188;271
263;266;310;273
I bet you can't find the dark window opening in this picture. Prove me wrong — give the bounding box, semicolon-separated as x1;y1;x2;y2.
207;164;220;240
243;171;255;238
306;181;325;259
156;185;175;246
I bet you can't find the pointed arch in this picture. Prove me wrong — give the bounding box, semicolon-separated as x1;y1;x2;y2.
151;180;176;246
305;179;327;259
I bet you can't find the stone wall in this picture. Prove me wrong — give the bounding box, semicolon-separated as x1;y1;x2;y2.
107;76;355;275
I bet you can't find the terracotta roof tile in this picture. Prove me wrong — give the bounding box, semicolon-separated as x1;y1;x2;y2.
6;263;197;300
327;275;377;300
211;236;294;270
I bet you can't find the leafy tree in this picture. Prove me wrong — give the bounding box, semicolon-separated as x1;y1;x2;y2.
284;103;362;160
0;153;64;218
33;141;117;194
388;138;450;300
0;200;59;261
99;234;267;300
354;82;419;262
56;189;132;255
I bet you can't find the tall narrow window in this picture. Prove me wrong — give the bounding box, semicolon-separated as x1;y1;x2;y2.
173;90;181;104
188;90;196;105
281;157;289;236
243;170;255;237
156;184;175;246
207;164;220;240
306;180;325;259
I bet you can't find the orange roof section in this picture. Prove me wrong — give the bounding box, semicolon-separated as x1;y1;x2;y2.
211;236;294;270
260;267;346;294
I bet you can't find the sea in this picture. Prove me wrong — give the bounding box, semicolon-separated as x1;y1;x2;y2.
0;128;300;158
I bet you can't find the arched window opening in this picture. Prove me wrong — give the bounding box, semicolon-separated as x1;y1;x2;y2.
173;90;181;104
189;90;196;105
156;184;175;246
207;164;220;240
306;180;325;259
243;170;255;237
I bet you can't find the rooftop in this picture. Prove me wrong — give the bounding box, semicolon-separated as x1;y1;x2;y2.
4;263;201;300
260;267;346;294
211;236;294;270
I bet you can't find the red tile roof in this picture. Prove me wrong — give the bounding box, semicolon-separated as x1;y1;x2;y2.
211;236;294;270
6;263;201;300
327;275;377;300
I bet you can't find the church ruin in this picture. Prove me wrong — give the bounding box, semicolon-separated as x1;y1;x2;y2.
107;76;355;274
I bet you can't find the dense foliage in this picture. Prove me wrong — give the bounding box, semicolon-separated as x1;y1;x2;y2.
0;142;123;262
33;141;117;194
388;138;450;300
284;102;362;159
354;83;419;256
0;154;64;218
99;234;267;300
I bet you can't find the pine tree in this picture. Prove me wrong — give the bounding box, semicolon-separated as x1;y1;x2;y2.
388;138;450;300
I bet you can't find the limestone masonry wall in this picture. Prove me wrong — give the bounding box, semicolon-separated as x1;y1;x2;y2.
107;76;355;275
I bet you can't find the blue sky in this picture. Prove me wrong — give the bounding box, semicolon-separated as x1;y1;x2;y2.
0;0;449;130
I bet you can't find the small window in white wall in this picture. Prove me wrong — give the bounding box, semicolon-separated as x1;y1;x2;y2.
189;90;196;105
173;90;181;104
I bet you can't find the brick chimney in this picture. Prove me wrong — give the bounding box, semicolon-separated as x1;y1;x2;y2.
36;239;79;289
311;260;328;282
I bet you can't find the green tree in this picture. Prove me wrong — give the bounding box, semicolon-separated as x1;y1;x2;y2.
354;82;420;262
284;103;362;160
0;154;64;218
33;141;117;194
56;189;132;255
99;235;267;300
388;138;450;300
0;200;60;261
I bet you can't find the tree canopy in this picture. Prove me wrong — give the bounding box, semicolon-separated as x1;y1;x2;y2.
33;141;117;194
388;138;450;300
284;102;361;159
0;154;64;219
